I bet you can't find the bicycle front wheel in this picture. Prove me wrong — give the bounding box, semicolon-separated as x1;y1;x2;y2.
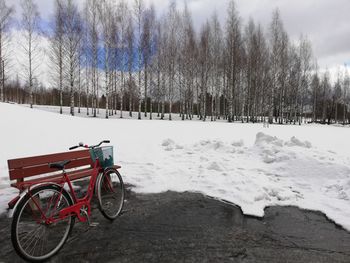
11;185;74;262
97;169;125;220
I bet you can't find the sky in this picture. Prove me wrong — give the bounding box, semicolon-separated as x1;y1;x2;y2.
9;0;350;73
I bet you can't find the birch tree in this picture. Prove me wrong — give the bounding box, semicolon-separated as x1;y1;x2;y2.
50;0;65;114
142;4;155;118
63;0;82;116
321;70;331;124
154;19;167;119
133;0;144;120
198;22;211;121
225;0;242;122
310;65;320;123
298;35;312;124
343;66;350;125
182;6;197;120
209;12;223;121
98;0;116;119
20;0;41;108
333;71;342;123
85;0;99;117
117;0;128;118
0;0;13;102
126;14;134;117
165;2;180;121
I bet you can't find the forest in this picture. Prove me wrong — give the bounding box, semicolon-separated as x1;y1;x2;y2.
0;0;349;125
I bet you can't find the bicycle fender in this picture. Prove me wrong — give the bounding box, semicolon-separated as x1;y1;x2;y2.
8;189;29;218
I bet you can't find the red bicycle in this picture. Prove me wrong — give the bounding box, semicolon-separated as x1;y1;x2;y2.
11;141;125;262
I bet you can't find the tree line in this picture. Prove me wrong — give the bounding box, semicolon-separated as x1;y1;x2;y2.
0;0;349;124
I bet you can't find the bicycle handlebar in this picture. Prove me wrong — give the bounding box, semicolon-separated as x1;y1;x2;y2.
69;140;110;150
69;145;79;150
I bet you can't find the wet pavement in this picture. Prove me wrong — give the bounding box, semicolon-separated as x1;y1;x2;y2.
1;190;350;262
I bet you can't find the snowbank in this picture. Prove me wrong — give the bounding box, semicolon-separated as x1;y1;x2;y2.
1;103;350;231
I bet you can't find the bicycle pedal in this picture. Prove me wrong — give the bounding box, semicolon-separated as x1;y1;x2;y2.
89;222;99;227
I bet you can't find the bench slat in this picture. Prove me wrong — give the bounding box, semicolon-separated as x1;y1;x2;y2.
9;157;93;180
11;168;94;190
8;150;90;170
11;169;94;190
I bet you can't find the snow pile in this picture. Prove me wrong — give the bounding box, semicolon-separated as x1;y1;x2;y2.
142;133;350;230
1;103;350;231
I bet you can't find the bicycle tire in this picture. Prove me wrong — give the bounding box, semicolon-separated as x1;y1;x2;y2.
11;184;75;262
97;168;125;220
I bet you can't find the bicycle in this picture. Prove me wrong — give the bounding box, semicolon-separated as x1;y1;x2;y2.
11;140;125;262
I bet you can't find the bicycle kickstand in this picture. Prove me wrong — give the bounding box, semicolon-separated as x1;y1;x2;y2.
81;208;99;227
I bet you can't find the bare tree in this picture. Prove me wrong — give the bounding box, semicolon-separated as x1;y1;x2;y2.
142;4;156;118
182;4;197;120
198;21;211;121
268;8;289;124
343;65;350;125
0;0;13;102
117;0;128;118
321;70;331;124
225;0;242;122
209;11;223;121
298;35;312;124
143;4;156;119
310;63;320;123
133;0;144;120
50;0;65;114
98;0;116;119
85;0;100;117
82;3;90;115
126;14;134;117
333;70;343;123
20;0;41;108
63;0;83;116
164;1;180;121
154;19;166;119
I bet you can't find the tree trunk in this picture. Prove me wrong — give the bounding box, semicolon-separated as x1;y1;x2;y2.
0;59;4;103
120;71;124;118
144;65;148;117
78;63;81;114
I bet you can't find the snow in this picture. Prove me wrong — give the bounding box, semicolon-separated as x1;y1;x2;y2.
1;102;350;231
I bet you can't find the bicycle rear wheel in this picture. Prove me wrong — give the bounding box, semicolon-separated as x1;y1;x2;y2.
11;185;74;262
97;169;125;220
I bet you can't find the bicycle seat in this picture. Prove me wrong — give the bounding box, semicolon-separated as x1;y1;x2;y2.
49;160;71;170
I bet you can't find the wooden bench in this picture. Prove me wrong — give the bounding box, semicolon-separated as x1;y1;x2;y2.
8;149;95;193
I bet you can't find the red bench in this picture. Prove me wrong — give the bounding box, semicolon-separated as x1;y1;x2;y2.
8;149;95;189
7;149;96;208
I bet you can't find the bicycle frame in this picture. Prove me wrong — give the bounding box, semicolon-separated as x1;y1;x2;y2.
27;158;104;224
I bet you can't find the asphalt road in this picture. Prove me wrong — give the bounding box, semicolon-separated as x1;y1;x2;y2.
1;190;350;262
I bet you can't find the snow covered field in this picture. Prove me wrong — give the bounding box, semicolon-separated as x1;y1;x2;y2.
1;102;350;231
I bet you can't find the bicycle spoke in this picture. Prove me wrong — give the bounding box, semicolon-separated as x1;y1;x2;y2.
29;229;41;256
42;227;47;256
19;225;41;248
22;226;42;252
36;226;46;257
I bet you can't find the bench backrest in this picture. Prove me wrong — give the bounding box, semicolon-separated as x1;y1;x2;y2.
8;150;93;182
